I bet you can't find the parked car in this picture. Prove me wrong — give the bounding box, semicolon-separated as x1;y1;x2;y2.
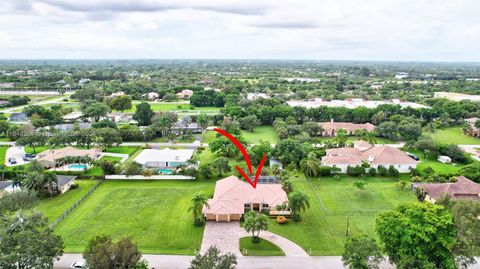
70;260;87;269
8;157;17;164
25;153;36;158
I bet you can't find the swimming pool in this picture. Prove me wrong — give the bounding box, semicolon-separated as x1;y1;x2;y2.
68;164;88;170
158;168;173;174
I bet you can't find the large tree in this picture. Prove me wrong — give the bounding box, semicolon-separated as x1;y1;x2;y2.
342;235;383;269
82;101;110;122
15;132;47;153
133;102;154;126
109;95;132;113
189;246;237;269
212;157;231;176
300;153;322;177
244;211;269;242
376;202;457;269
0;190;37;213
0;212;64;269
196;113;210;135
272;138;308;166
83;235;142;269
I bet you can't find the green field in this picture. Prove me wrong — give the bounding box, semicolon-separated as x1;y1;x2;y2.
36;180;98;223
104;146;139;155
54;180;214;254
241;126;280;144
0;145;9;165
268;174;415;255
410;150;466;175
433;127;480;145
99;156;123;162
125;103;221;113
239;237;284;256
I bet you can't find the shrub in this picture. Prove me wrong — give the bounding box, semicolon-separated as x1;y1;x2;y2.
318;166;332;176
396;181;408;191
70;183;79;190
194;218;205;227
377;165;388;176
347;165;364;177
423;166;434;175
276;216;288;224
368;167;377;176
410;168;419;176
143;169;153;177
387;165;399;177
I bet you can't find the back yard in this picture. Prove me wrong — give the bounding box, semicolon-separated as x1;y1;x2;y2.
433;127;480;145
268;174;416;255
53;180;215;254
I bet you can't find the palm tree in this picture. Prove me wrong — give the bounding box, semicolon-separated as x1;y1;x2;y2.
300;154;321;177
357;130;377;145
188;192;209;226
334;128;348;147
281;179;293;194
197;113;210;136
288;191;310;221
372;111;386;125
28;159;45;173
43;172;58;197
21;172;46;192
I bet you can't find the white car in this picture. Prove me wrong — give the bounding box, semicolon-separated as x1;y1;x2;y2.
70;260;87;269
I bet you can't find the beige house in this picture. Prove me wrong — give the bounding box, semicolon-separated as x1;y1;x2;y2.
203;176;288;222
321;141;418;173
176;89;194;99
49;175;77;194
318;120;375;136
37;147;101;168
414;176;480;203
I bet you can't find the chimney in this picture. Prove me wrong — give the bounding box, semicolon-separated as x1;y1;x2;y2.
368;155;374;162
330;119;334;123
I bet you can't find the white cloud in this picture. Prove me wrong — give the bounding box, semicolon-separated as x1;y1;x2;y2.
0;0;479;61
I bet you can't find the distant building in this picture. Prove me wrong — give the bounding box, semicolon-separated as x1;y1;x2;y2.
49;175;77;195
318;120;376;136
37;147;101;169
246;92;269;100
110;91;126;98
395;72;409;79
413;176;480;203
321;141;418;173
62;111;84;122
269;158;283;170
434;92;480;102
134;148;195;169
287;98;429;109
465;117;480;137
53;123;92;132
145;92;159;100
172;121;202;135
176;89;193;99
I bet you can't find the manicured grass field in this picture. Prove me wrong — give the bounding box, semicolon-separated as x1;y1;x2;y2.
268;174;415;255
125;103;221;113
104;146;139;155
54;180;215;254
241;126;279;144
36;180;98;223
99;156;123;162
239;237;284;256
433;127;480;145
0;145;9;165
202;131;217;144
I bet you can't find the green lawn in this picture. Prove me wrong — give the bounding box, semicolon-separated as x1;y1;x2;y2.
239;237;284;256
104;146;139;155
125;103;221;113
241;126;279;144
54;180;215;254
268;174;415;255
202;131;217;144
0;145;9;165
433;127;480;145
99;156;123;162
36;180;98;223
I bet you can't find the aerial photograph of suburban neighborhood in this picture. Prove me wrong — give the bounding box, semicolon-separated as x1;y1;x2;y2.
0;0;479;269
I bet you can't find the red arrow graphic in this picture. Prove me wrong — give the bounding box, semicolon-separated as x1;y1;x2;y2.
213;128;266;188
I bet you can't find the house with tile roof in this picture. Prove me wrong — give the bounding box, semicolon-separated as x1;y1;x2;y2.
318;120;376;136
37;147;101;168
413;176;480;203
321;141;418;173
465;117;480;138
203;176;288;222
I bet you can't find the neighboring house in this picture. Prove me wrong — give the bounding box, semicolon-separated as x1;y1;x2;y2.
8;112;28;122
318;120;376;136
110;91;126;98
37;147;101;168
203;175;288;222
62;111;84;122
286;98;429;109
246;92;269;100
176;89;194;99
108;112;135;123
47;175;77;195
465;117;480;137
321;141;418;173
145;92;159;100
134;148;195;169
53;122;92;132
413;176;480;203
0;181;19;198
171;121;202;135
269;158;283;170
434;92;480;102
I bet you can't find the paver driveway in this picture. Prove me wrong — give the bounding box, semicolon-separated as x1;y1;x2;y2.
201;221;309;257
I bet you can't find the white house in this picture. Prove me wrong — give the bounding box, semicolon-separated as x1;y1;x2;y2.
134;148;195;169
321;141;418;173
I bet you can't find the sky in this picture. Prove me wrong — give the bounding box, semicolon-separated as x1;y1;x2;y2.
0;0;479;61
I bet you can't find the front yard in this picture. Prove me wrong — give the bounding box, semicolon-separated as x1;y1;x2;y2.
53;180;215;254
268;174;416;255
433;127;480;145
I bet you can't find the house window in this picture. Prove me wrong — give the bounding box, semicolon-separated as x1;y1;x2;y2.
244;203;250;208
262;203;269;208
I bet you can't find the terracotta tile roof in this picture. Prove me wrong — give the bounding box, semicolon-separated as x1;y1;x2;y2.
416;176;480;201
319;122;376;133
322;145;418;166
37;147;101;163
203;176;288;215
